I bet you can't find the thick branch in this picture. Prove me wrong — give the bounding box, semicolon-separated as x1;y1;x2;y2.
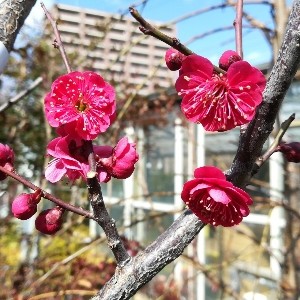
227;0;300;186
92;210;204;300
0;0;37;52
94;1;300;298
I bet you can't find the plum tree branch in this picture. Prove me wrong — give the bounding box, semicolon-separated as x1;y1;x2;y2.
93;0;300;298
0;165;94;219
0;0;37;52
227;0;300;186
129;6;226;74
87;175;131;267
92;210;205;300
0;77;43;112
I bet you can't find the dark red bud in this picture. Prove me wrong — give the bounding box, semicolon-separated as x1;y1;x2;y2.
219;50;242;71
35;206;64;235
278;142;300;163
165;48;185;71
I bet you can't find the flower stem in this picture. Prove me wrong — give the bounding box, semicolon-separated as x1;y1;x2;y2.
41;2;72;73
0;166;94;219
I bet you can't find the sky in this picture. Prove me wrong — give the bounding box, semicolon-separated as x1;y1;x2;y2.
26;0;283;66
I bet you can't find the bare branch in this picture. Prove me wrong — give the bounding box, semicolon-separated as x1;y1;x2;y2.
41;2;72;73
234;0;244;58
0;77;43;113
252;113;295;174
0;0;37;52
92;210;205;300
129;7;225;74
0;165;94;219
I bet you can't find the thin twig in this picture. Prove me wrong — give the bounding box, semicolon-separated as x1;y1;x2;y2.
0;165;94;219
129;6;225;74
87;175;131;266
234;0;244;58
251;113;295;175
0;77;43;112
185;25;253;45
40;2;72;73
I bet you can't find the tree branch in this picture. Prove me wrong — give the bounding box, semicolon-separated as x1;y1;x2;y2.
41;2;72;73
0;165;94;219
129;7;225;74
87;175;131;267
93;1;300;298
92;210;205;300
0;0;37;52
0;77;43;113
227;0;300;186
252;113;295;175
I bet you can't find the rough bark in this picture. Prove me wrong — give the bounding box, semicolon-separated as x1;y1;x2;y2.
0;0;37;52
92;211;205;299
93;0;300;298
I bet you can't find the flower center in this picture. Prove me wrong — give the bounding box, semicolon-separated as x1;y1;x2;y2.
75;93;88;112
208;74;228;100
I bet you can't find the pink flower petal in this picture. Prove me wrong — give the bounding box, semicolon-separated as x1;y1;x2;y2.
45;159;66;183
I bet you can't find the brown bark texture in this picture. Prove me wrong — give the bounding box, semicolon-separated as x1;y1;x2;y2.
0;0;37;52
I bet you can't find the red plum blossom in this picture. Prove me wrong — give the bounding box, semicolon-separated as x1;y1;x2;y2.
278;142;300;163
44;71;116;140
176;54;266;132
99;137;139;180
181;166;253;227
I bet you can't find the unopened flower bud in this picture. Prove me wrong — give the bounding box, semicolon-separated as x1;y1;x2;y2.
12;189;42;220
219;50;242;71
35;206;64;235
99;137;139;179
165;48;185;71
278;142;300;163
0;143;14;181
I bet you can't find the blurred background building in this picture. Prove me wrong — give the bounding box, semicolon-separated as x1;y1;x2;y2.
48;3;176;95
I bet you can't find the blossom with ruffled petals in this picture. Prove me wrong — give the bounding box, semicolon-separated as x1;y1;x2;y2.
44;71;116;140
0;143;14;181
35;206;64;235
99;137;139;179
12;189;42;220
176;54;266;131
181;166;252;227
45;135;112;183
278;142;300;163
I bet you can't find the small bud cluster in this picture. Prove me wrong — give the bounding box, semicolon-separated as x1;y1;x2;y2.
11;188;64;235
